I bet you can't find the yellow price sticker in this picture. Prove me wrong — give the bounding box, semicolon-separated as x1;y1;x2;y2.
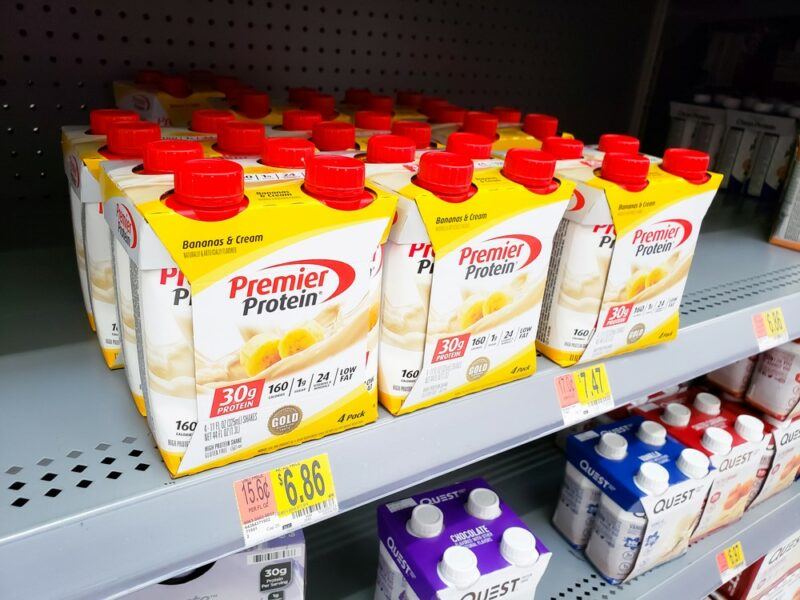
716;540;746;582
723;541;745;569
762;307;787;338
573;363;612;405
270;453;337;519
555;363;614;426
752;307;789;351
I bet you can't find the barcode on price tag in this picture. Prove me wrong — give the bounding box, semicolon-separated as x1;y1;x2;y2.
752;307;789;351
716;540;747;583
233;453;339;546
246;546;303;565
555;363;614;426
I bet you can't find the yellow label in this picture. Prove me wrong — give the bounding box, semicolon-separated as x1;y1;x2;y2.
269;453;336;518
573;363;611;404
723;541;745;570
762;307;787;338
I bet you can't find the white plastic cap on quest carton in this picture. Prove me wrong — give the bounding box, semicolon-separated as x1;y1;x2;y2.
500;527;539;567
634;462;670;496
438;546;480;589
678;448;711;479
662;403;691;427
693;392;721;416
596;432;628;460
702;427;733;455
406;504;444;538
637;420;667;446
734;415;764;443
466;488;502;520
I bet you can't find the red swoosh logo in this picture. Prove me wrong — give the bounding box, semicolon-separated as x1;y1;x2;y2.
654;218;692;247
487;234;542;269
568;189;585;212
265;258;355;301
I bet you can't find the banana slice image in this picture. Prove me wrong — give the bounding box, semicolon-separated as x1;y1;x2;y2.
278;321;325;358
239;333;282;377
458;297;485;329
626;272;647;299
645;265;668;288
483;290;512;315
368;301;380;331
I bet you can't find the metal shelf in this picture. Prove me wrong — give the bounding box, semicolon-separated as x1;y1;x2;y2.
2;201;800;599
303;440;800;600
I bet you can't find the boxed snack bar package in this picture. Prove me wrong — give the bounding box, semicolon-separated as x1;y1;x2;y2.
666;100;727;162
706;355;758;399
770;136;800;252
375;479;551;600
103;155;395;476
745;340;800;420
372;150;572;415
125;531;305;599
536;149;720;366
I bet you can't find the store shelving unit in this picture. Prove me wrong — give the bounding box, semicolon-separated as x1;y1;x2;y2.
1;200;799;600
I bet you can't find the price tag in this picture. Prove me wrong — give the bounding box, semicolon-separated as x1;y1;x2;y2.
233;453;338;546
752;307;789;351
555;363;614;426
716;540;747;583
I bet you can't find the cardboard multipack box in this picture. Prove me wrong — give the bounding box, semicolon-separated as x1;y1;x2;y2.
372;150;572;415
125;531;305;599
770;136;800;252
375;479;551;599
719;527;800;600
745;340;800;420
706;355;759;399
536;150;720;366
103;154;395;476
114;75;225;127
666;101;727;162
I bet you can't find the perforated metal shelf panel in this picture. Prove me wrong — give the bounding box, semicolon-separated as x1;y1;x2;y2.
0;0;659;249
1;203;800;599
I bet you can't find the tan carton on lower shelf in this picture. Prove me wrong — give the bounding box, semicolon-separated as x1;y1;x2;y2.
105;154;395;476
536;149;720;366
373;150;572;415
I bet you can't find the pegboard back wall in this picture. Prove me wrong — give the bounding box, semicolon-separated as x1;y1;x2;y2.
1;0;656;250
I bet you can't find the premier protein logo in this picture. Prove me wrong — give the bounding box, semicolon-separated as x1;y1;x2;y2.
229;259;355;316
408;242;434;275
458;234;541;280
116;203;138;249
160;269;191;306
568;189;586;212
132;94;151;111
632;219;692;257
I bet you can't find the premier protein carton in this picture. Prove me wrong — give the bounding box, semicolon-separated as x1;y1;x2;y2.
554;416;712;583
265;109;324;139
536;149;720;367
354;111;394;148
706;355;758;399
114;74;225;127
489;113;561;157
374;479;551;600
61;108;141;330
582;134;642;162
126;531;305;599
104;155;396;476
373;150;573;415
745;340;800;420
634;393;767;540
719;527;800;600
392;120;439;151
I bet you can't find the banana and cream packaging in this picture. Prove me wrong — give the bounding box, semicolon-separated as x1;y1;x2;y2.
113;76;225;127
633;394;768;541
770;136;800;251
102;155;396;476
556;416;713;584
536;151;720;367
372;152;572;415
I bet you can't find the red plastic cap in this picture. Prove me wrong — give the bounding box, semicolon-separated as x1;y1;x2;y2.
344;88;372;106
304;94;337;120
282;109;323;131
662;148;710;183
226;85;256;109
492;106;522;123
143;140;205;174
312;121;356;151
503;149;556;189
262;137;315;169
429;105;467;124
366;95;395;113
541;136;584;160
420;97;449;116
187;70;214;84
355;110;392;131
397;90;422;108
391;120;432;149
106;122;161;157
191;109;236;134
159;75;192;98
446;132;492;159
240;91;271;119
89;109;140;135
213;75;240;94
601;152;650;188
288;86;318;105
523;113;559;140
416;151;474;196
366;134;416;164
598;133;640;154
174;159;244;209
134;70;163;86
462;111;499;139
216;121;266;155
305;155;366;199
